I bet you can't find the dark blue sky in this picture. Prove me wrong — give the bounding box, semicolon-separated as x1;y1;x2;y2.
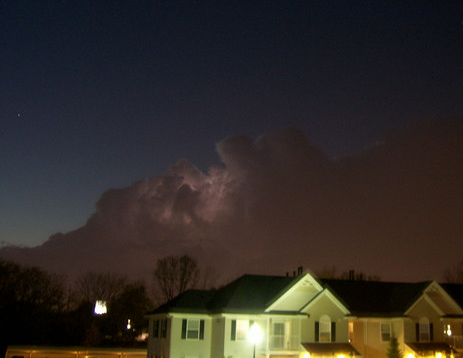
2;0;463;247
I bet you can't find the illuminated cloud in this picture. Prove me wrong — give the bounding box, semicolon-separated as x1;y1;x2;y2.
1;119;462;282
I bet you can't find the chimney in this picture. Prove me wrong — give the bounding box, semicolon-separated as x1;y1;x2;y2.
297;266;303;275
349;270;355;280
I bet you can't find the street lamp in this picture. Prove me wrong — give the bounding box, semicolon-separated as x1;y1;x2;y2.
249;322;263;358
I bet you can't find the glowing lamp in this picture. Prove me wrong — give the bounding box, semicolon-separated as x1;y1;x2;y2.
249;322;263;344
407;353;415;358
446;325;452;336
249;322;263;358
303;353;311;358
338;354;345;358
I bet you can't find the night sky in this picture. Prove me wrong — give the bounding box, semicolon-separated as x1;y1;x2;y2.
1;1;463;282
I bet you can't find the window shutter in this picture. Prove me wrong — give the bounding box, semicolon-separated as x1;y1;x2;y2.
181;319;187;339
199;320;205;340
331;322;336;342
430;323;433;341
231;320;236;341
315;321;319;342
415;323;419;342
162;319;167;338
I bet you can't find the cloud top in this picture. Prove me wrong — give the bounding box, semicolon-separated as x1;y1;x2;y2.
2;119;462;283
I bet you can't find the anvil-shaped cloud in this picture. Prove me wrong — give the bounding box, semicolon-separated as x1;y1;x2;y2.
2;119;462;283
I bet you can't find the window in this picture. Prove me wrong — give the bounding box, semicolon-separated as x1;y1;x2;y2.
153;319;167;338
161;318;167;338
231;320;250;341
416;318;433;342
315;316;335;342
381;323;391;342
153;320;160;338
319;315;332;342
349;321;354;342
272;322;286;349
181;319;204;340
270;319;300;350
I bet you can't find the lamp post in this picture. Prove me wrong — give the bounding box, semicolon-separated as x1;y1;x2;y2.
249;322;263;358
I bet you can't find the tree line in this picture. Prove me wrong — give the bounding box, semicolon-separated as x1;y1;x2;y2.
2;255;462;357
0;255;217;357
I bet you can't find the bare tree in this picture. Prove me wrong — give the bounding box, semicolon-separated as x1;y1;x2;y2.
198;265;220;290
315;266;381;281
153;255;200;302
74;271;127;303
315;266;338;279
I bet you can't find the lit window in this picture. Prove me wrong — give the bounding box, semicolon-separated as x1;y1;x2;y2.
94;300;107;315
381;323;391;342
319;315;331;342
349;321;354;342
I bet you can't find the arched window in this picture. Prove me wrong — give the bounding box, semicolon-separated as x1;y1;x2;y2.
319;315;331;342
419;317;430;342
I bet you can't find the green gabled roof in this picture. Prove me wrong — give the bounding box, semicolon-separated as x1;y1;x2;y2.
148;274;456;318
208;274;300;313
441;283;463;308
322;279;431;317
148;274;300;315
148;289;216;314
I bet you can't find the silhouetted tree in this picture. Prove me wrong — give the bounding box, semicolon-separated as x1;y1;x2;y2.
198;265;220;290
387;336;402;358
108;281;153;345
153;255;200;302
74;271;127;304
0;259;66;355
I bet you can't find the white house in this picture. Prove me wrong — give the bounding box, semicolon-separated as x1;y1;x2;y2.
147;271;463;358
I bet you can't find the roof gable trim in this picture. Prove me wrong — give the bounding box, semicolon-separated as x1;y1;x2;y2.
301;288;350;315
265;273;323;312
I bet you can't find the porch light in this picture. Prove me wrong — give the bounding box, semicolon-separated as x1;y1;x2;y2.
249;322;263;343
445;324;452;336
337;354;345;358
303;354;310;358
436;353;442;358
407;353;415;358
249;322;263;358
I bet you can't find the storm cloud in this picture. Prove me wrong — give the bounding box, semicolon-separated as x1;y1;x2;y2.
2;118;462;283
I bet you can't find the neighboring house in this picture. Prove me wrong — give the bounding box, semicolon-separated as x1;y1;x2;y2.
146;272;463;358
324;280;463;358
